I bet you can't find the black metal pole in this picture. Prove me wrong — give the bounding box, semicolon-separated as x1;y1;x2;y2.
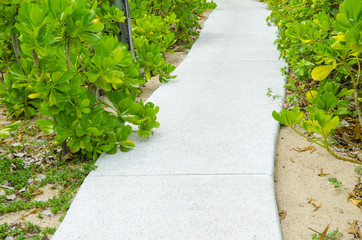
113;0;135;58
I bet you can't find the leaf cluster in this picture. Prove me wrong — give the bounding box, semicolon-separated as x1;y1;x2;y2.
269;0;362;164
129;0;216;82
0;0;164;160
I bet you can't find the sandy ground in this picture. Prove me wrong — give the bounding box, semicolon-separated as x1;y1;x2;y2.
0;184;63;235
275;126;362;239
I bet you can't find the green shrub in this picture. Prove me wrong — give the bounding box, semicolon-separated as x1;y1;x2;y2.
270;0;361;164
0;0;159;160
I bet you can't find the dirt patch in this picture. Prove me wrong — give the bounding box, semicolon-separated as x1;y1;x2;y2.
275;126;362;239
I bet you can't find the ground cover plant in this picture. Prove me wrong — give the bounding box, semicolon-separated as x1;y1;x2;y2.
269;0;361;163
267;0;362;238
0;0;216;238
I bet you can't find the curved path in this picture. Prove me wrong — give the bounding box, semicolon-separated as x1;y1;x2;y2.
53;0;286;239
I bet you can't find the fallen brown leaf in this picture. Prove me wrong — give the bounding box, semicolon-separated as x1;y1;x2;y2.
350;198;362;207
308;224;330;240
293;146;317;153
308;199;322;211
318;169;329;177
354;120;361;140
63;152;76;160
17;133;23;141
349;181;362;209
30;189;44;196
320;224;330;240
348;220;362;239
278;210;286;221
21;208;43;220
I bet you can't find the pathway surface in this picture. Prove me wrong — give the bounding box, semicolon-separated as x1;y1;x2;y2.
53;0;286;239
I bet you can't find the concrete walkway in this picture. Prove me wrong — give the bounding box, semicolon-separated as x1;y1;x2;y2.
53;0;286;239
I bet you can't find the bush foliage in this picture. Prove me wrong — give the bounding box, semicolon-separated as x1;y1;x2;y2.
0;0;216;160
269;0;361;163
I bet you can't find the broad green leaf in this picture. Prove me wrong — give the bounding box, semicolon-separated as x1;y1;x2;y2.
0;121;21;139
102;57;112;68
122;139;135;147
36;119;54;134
49;91;57;105
28;93;42;99
302;120;321;135
81;108;91;113
323;116;339;135
345;0;361;21
0;133;9;139
97;77;111;91
86;127;99;135
311;65;335;81
76;127;87;137
58;70;74;83
313;92;338;112
12;83;28;88
145;69;151;79
116;125;132;141
306;90;318;102
272;108;304;126
0;82;7;95
332;34;345;42
54;131;71;144
345;29;361;53
87;22;104;32
306;110;340;138
87;72;99;83
72;141;80;152
98;143;116;152
80;99;90;108
30;6;42;26
117;98;133;115
337;88;354;98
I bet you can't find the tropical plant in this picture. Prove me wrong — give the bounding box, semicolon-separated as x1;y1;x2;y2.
269;0;361;164
0;0;159;160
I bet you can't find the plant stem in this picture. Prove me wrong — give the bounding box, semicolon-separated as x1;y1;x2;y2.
88;82;99;101
324;139;361;165
32;49;40;77
53;117;68;159
346;62;362;129
59;38;73;158
10;33;20;65
71;39;85;72
65;37;72;70
0;70;3;83
352;81;362;129
71;38;99;101
291;125;325;148
290;125;361;164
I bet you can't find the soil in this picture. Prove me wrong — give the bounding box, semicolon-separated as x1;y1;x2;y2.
275;126;362;239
